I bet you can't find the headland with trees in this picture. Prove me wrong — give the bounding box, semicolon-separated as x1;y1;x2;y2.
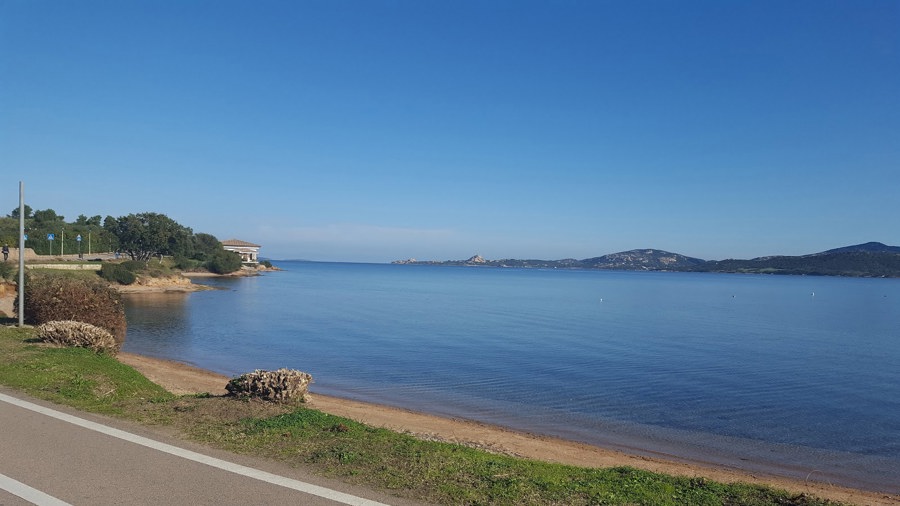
1;207;247;276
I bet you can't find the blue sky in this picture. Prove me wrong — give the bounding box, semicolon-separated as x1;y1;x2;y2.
2;1;897;262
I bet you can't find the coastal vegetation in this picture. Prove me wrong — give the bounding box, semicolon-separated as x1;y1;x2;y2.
225;368;313;403
1;207;113;256
35;320;121;354
104;212;193;261
99;261;139;285
18;271;127;343
2;207;243;275
0;326;844;506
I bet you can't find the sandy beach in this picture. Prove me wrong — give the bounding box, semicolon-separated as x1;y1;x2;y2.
2;282;896;505
115;351;897;506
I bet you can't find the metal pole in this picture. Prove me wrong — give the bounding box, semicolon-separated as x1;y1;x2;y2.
18;181;25;327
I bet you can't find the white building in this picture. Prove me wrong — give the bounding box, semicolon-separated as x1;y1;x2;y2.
222;239;261;265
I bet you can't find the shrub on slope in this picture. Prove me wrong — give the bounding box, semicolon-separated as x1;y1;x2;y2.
19;273;127;344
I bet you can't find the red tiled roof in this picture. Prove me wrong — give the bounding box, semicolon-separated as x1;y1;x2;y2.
222;239;261;248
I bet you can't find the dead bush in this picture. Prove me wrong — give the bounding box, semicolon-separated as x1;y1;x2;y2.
17;273;127;344
225;368;313;403
36;320;121;354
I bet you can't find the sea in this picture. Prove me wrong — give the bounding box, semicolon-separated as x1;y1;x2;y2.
121;261;900;493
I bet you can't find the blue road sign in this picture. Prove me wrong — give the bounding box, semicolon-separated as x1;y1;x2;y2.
23;234;27;240
47;233;55;240
77;235;82;242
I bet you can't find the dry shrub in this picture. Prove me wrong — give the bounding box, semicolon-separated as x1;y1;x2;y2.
225;368;313;403
37;320;121;354
18;274;127;344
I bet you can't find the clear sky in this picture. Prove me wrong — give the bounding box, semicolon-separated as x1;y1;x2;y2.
2;1;897;262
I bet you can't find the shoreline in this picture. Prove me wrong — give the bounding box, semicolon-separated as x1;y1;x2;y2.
4;277;895;505
117;351;898;505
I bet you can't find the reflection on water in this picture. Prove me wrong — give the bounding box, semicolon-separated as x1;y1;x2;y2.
123;293;191;355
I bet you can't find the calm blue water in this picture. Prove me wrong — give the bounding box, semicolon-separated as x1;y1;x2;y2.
122;262;900;492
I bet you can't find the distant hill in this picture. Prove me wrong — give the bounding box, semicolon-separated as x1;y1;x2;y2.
816;242;900;255
581;249;706;271
693;242;900;277
393;242;900;277
393;249;704;271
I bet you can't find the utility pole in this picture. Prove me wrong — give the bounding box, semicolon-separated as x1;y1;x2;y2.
18;182;25;327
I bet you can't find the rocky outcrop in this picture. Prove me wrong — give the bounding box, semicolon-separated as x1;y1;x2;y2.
466;255;487;264
115;275;211;293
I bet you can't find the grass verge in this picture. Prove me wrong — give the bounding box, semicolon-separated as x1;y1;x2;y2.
0;326;843;506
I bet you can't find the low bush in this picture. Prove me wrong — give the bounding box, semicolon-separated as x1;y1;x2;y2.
99;263;136;285
206;249;243;274
121;260;147;272
19;273;127;344
172;256;202;271
226;368;313;403
36;320;120;354
0;261;15;280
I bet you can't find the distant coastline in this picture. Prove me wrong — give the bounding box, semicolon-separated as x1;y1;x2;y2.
393;241;900;278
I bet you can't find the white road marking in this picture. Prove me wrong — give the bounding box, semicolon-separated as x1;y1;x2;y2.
0;392;389;506
0;472;72;506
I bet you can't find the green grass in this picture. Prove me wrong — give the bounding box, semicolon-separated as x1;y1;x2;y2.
0;326;173;414
0;326;845;505
24;268;103;281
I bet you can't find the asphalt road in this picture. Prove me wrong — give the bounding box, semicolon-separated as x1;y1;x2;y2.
0;389;423;506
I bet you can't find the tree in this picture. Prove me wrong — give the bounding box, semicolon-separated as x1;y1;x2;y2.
206;249;243;274
75;214;102;227
33;208;63;224
9;205;33;219
191;233;222;261
106;212;193;261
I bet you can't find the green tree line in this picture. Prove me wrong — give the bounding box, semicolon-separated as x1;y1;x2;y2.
1;206;114;256
2;207;242;274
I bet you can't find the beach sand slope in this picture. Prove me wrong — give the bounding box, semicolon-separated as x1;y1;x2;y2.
116;352;898;506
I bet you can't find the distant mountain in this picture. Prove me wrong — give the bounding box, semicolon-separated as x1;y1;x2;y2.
694;242;900;277
816;242;900;255
581;249;706;271
393;241;900;277
393;248;705;271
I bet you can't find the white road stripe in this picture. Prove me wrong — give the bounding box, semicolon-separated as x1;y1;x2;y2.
0;392;390;506
0;472;72;506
